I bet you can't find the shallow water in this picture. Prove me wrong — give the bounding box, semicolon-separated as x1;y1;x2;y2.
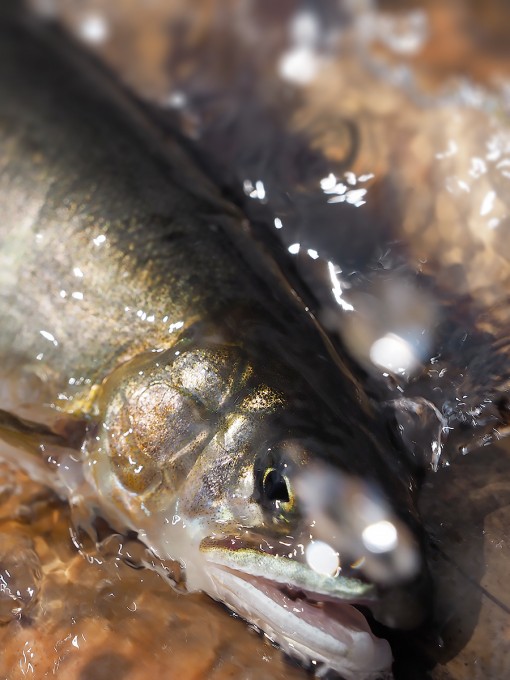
2;437;510;679
417;438;510;679
0;462;310;680
3;1;510;678
395;437;510;679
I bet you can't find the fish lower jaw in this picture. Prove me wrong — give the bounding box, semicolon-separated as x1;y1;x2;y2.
206;564;392;680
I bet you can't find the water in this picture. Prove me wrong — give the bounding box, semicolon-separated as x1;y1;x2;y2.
0;463;309;680
0;537;41;625
4;0;510;678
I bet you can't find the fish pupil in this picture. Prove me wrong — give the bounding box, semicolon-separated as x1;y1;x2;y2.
264;468;290;503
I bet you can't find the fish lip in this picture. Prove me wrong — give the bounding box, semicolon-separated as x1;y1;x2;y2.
203;561;393;678
200;533;427;631
200;533;377;601
218;563;373;609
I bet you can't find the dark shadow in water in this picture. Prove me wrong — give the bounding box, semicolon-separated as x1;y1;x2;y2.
393;441;510;678
80;653;133;680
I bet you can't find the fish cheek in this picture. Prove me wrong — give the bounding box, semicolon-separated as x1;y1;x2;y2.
105;396;162;496
101;380;210;504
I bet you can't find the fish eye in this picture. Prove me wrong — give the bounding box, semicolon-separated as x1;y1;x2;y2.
261;467;295;516
263;467;290;502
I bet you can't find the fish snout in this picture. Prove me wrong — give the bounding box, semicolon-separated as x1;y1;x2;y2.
294;464;423;585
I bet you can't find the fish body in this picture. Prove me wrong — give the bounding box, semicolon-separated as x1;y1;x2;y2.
0;12;425;679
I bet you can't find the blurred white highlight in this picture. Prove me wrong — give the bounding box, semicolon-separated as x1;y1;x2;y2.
279;47;319;85
279;11;321;85
305;541;340;576
243;179;267;201
39;330;58;347
78;14;109;45
93;234;106;246
369;333;418;375
480;190;496;216
362;521;398;554
328;262;354;312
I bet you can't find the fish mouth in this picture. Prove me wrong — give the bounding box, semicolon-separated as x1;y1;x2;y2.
201;539;393;679
213;563;378;632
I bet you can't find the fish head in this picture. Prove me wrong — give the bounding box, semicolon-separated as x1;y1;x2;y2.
182;436;428;678
84;330;429;678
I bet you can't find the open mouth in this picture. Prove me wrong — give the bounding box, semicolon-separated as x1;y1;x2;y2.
206;563;393;680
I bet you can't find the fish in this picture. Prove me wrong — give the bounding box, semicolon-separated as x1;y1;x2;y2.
34;2;510;679
0;8;427;680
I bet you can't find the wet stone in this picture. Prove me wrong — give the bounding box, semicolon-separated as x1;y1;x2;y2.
0;482;16;507
0;535;41;624
0;462;18;509
80;653;133;680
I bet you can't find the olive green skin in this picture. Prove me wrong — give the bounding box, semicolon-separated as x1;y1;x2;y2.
0;19;253;410
0;20;321;402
